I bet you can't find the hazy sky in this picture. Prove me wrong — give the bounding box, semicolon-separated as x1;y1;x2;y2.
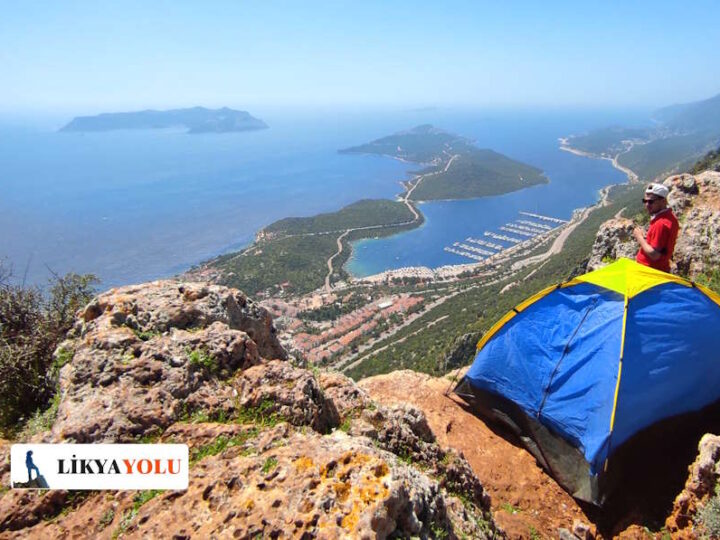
2;0;720;113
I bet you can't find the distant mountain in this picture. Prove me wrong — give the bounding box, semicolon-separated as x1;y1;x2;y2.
60;107;268;134
654;93;720;133
566;92;720;181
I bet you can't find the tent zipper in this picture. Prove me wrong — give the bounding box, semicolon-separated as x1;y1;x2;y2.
537;297;599;419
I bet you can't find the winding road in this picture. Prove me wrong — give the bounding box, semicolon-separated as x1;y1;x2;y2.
322;154;460;291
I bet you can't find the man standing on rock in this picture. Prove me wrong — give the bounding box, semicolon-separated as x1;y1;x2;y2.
633;183;679;273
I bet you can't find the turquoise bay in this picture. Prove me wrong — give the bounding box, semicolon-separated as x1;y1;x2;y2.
347;110;633;275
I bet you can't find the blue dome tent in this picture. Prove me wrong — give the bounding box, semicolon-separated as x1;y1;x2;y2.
454;258;720;504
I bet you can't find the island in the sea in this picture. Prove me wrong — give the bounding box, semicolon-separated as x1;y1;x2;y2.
340;124;548;200
60;106;268;134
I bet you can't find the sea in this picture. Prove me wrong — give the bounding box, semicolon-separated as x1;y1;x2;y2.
0;107;650;290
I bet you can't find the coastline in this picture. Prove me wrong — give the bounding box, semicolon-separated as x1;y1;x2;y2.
191;131;637;296
558;137;639;183
343;140;639;289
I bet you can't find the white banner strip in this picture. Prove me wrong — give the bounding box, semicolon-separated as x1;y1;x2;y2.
10;444;189;490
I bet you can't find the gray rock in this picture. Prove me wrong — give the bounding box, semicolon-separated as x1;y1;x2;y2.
50;281;286;443
587;171;720;278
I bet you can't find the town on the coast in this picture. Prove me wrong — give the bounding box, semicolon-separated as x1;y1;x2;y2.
187;124;631;377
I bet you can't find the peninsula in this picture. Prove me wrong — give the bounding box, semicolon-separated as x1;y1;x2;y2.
341;124;548;200
191;125;549;297
60;106;268;134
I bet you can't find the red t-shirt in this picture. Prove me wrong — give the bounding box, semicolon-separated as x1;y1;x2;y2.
636;208;679;273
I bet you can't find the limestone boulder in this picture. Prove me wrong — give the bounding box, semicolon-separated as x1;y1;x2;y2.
118;427;498;540
587;171;720;277
50;281;286;442
235;360;340;434
585;218;637;271
666;433;720;536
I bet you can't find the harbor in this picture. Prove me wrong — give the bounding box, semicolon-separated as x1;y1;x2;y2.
442;212;566;263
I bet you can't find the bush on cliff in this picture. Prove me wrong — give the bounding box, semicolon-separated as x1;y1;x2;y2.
690;145;720;174
0;262;98;434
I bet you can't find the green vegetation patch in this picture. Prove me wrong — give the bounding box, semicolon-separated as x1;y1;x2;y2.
695;487;720;539
111;490;162;539
261;456;278;474
567;127;651;155
0;266;98;435
209;199;417;296
409;150;547;201
346;183;644;380
216;234;338;296
186;347;217;373
236;398;282;427
695;268;720;295
133;329;162;342
265;199;414;236
618;133;717;181
190;430;260;465
339;124;474;163
690;144;720;174
98;507;115;530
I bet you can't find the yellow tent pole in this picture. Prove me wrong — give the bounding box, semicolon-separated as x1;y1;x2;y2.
605;292;628;471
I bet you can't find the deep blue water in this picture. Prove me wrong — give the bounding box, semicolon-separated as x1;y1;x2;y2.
347;110;636;275
0;107;648;289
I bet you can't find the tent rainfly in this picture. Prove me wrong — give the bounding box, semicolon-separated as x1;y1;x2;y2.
454;258;720;504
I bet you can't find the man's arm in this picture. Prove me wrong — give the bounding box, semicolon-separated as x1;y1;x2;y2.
633;225;668;261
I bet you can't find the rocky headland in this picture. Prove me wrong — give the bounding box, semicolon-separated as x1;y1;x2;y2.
0;281;498;539
586;170;720;276
2;275;719;538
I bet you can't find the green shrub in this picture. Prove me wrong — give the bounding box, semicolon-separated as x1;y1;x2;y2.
696;487;720;538
0;262;97;435
261;456;278;474
190;430;259;464
696;268;720;295
186;347;217;373
98;508;115;530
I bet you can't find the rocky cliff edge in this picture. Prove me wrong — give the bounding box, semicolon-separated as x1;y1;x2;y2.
586;171;720;276
0;280;499;539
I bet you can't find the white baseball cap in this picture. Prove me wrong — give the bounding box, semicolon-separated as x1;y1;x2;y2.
645;183;669;199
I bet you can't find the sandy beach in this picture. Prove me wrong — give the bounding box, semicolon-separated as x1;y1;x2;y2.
558;136;639;183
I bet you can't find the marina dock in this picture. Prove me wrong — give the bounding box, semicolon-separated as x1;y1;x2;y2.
443;211;567;263
499;226;535;238
517;219;552;231
466;237;504;250
509;223;546;234
519;211;568;224
485;231;522;244
444;246;483;261
454;242;494;256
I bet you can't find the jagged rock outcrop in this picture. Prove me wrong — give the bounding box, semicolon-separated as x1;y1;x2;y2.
121;427;491;539
443;332;482;371
665;434;720;537
0;280;499;539
50;280;285;443
586;171;720;277
585;218;637;270
235;360;340;433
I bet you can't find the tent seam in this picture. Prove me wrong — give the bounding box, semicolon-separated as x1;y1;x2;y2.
605;292;628;472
